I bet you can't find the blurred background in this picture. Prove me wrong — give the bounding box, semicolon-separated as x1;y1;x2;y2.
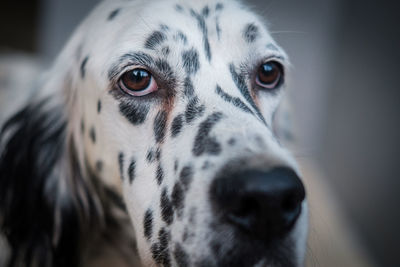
0;0;399;266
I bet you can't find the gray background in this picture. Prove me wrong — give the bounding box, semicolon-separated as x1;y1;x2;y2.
1;0;399;266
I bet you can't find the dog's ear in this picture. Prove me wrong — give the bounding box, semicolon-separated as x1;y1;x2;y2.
0;98;103;267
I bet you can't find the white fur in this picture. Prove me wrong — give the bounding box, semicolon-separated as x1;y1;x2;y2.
31;0;308;265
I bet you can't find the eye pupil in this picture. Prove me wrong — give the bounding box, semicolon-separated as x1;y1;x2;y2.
257;61;282;89
121;69;151;91
131;69;149;82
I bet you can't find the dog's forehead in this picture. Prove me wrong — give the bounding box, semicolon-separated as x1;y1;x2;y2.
83;0;284;77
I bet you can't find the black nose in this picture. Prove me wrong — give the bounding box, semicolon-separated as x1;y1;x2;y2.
210;167;306;241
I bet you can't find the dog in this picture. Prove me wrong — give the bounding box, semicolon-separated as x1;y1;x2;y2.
0;0;308;266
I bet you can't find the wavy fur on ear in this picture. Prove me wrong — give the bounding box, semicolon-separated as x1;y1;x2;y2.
0;99;102;267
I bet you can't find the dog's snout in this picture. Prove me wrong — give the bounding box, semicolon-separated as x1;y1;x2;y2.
210;167;306;241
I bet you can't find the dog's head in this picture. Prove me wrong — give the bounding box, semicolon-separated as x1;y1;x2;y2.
0;0;307;266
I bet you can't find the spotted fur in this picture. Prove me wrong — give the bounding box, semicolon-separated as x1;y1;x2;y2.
0;1;307;266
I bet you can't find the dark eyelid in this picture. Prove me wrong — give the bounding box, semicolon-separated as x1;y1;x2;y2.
108;52;155;81
108;51;177;90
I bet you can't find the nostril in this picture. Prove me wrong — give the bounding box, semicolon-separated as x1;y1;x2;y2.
210;166;306;241
283;193;299;211
281;191;303;228
227;196;259;229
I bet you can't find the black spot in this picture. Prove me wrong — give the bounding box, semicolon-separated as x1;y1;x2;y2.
175;4;184;12
202;161;212;170
182;48;200;75
174;160;179;173
205;138;221;155
190;9;212;61
147;148;156;163
216;3;224;11
185;97;205;123
145;31;167;50
95;160;103;172
204;37;212;62
190;9;207;36
193;112;223;156
202;6;210;17
229;64;266;125
156;163;164;185
228;138;236;146
176;31;188;44
118;152;125;180
180;165;193;190
155;59;172;75
160;188;174;225
162;46;171;56
108;8;120;21
80;119;85;134
128;159;136;184
154;110;168;143
155;147;161;161
155;59;177;88
215;85;253;114
158;228;172;267
146;147;161;163
151;243;160;262
143;209;153;240
171;114;184;138
183;77;194;97
146;149;153;163
119;101;150;125
172;182;184;217
80;56;89;78
174;243;190;267
216;18;222;40
97;99;102;113
160;24;170;31
266;43;279;51
243;23;259;43
89;127;96;144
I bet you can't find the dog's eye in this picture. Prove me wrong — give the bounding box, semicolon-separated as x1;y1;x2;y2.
256;61;283;89
119;69;158;96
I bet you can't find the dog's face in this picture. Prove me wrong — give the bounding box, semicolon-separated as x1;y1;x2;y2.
72;0;307;266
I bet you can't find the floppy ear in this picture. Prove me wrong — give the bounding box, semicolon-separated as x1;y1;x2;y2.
0;28;105;266
0;96;103;266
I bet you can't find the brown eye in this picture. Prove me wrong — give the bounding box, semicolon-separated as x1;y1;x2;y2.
256;61;283;89
119;69;158;96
